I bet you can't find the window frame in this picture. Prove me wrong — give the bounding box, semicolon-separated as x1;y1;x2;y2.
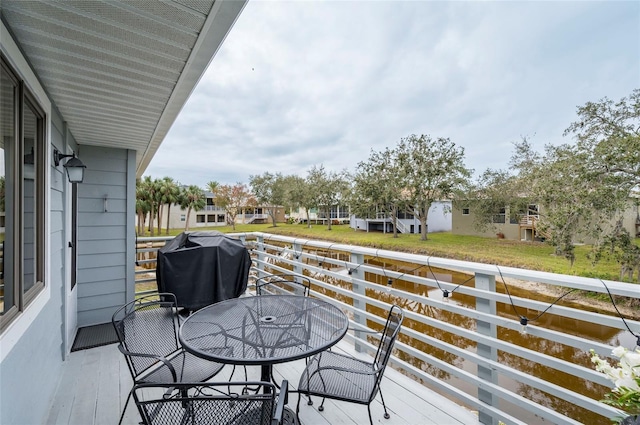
492;207;506;224
1;54;47;331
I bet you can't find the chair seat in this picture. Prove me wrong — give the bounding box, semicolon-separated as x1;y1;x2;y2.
298;350;377;404
140;349;224;384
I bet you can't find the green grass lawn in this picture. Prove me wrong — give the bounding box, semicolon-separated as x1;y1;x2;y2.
143;223;637;282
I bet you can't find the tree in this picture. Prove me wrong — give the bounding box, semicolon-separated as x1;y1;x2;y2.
135;178;151;235
351;147;407;237
159;177;180;235
564;88;640;188
286;175;314;227
591;218;640;282
306;165;351;230
464;168;526;234
179;185;205;231
560;89;640;269
206;180;219;195
469;90;639;269
214;183;255;230
249;172;287;227
136;176;159;235
396;134;472;241
138;176;162;236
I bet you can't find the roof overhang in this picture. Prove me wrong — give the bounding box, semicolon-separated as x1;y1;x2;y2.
1;0;246;176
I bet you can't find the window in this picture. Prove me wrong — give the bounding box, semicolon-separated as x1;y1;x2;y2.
462;208;470;215
196;215;205;223
207;214;215;222
180;214;186;222
492;207;506;224
1;55;46;330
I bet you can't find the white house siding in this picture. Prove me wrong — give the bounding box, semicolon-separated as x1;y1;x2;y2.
350;201;453;234
0;24;65;424
165;205;227;231
76;146;136;327
428;201;453;232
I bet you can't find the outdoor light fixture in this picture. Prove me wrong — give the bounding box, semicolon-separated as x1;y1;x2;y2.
54;149;86;183
520;317;528;335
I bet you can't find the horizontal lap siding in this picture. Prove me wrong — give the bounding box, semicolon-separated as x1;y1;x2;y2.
76;146;131;326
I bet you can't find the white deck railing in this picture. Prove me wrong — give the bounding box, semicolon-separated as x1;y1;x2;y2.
135;233;640;425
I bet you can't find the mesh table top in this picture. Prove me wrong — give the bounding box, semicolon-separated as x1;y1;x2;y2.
179;295;349;365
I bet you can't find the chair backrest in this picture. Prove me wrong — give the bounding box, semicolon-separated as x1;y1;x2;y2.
133;381;283;425
256;273;311;297
373;305;404;382
112;293;181;379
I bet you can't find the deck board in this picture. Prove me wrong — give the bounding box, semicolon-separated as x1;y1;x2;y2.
46;341;478;425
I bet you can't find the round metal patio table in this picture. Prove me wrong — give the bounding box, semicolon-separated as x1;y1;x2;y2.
179;294;349;384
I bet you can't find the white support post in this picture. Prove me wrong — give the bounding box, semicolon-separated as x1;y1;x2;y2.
293;241;303;276
255;235;265;283
351;252;366;353
475;272;498;425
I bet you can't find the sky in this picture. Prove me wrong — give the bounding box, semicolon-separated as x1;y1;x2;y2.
144;0;640;188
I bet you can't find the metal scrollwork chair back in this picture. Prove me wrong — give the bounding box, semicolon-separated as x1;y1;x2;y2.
133;381;289;425
112;293;225;424
255;273;311;297
296;305;404;425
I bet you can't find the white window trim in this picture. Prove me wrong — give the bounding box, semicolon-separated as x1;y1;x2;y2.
0;20;53;362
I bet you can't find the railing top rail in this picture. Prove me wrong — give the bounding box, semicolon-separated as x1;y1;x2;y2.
251;232;638;297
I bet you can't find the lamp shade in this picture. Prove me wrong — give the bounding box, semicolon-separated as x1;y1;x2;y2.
63;156;86;183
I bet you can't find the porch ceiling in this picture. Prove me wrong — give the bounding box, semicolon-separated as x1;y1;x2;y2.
1;0;246;176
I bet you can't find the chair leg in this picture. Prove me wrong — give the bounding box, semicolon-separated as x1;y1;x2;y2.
367;405;374;425
318;397;326;411
379;388;391;419
118;389;133;425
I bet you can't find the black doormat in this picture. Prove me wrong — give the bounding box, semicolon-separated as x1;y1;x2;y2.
71;323;118;352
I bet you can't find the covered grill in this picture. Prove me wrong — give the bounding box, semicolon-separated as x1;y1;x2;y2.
156;231;251;311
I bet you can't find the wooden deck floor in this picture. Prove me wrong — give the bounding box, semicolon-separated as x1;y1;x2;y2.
46;340;478;425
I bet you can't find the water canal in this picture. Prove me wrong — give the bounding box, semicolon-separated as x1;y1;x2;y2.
300;252;635;424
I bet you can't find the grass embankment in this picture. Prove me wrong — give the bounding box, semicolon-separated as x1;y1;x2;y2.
144;223;636;282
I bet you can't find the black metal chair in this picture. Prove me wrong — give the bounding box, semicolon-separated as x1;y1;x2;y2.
296;305;404;425
133;381;290;425
112;293;225;424
240;274;312;387
255;273;311;297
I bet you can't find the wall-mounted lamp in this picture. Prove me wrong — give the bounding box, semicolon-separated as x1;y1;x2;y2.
54;149;86;183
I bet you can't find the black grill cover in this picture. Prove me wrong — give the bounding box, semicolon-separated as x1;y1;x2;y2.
156;231;251;310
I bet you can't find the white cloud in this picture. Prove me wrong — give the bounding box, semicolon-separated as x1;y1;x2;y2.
146;0;640;187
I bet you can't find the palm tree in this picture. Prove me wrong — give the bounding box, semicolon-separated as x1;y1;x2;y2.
141;176;161;236
135;180;151;235
179;185;206;231
160;177;180;235
136;177;154;235
151;178;165;236
207;180;219;195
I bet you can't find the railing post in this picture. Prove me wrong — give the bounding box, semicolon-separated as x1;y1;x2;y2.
255;235;265;280
351;252;366;353
475;272;498;425
293;241;303;276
